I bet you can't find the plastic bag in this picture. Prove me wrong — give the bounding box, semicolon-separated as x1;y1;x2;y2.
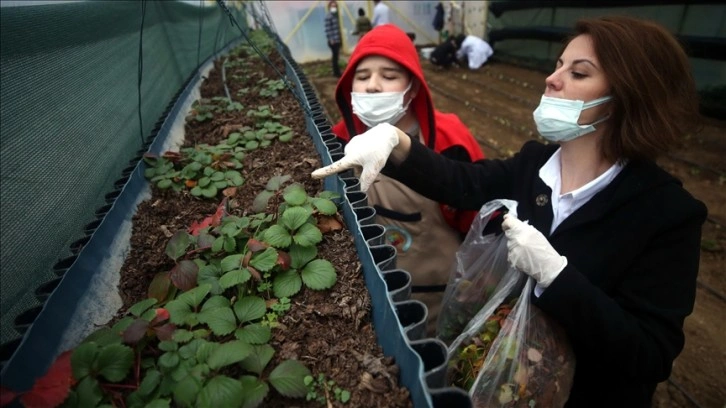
441;200;576;407
436;199;519;344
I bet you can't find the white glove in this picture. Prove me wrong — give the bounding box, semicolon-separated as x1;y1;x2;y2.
311;123;399;192
501;214;567;288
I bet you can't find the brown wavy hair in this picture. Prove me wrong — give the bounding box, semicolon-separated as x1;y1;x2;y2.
568;16;701;162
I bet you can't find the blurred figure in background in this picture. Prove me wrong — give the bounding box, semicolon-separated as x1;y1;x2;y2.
429;35;462;69
371;0;390;27
352;7;372;39
324;0;342;77
326;24;485;335
455;33;493;70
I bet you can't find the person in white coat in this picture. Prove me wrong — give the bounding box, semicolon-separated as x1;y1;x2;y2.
455;34;493;70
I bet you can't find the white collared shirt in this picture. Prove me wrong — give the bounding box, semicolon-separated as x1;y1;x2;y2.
539;148;624;235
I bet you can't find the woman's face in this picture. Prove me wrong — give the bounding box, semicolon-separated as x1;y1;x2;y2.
352;56;414;96
544;34;611;125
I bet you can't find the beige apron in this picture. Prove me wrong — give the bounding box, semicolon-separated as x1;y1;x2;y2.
367;173;462;336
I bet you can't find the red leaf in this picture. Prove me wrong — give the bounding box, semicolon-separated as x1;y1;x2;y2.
276;251;291;270
317;215;343;233
150;308;170;326
170;260;198;291
248;266;262;282
148;272;172;303
123;319;150;345
247;239;268;253
222;187;237;197
153;323;176;341
188;198;227;236
0;386;18;407
20;350;75;408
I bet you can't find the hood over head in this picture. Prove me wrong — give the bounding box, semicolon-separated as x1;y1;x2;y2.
334;24;437;149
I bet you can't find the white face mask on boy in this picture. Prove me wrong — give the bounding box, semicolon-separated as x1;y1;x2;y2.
351;81;413;128
532;94;612;142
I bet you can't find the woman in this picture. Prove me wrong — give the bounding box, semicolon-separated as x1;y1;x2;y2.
329;24;485;334
323;1;341;78
313;16;706;406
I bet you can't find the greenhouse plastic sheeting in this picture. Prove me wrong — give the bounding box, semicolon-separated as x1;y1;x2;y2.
0;0;245;350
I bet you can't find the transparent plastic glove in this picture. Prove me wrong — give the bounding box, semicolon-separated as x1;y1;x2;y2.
501;214;567;288
311;123;399;192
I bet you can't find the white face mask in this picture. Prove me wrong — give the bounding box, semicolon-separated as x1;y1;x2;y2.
532;95;612;142
351;81;413;128
330;7;337;13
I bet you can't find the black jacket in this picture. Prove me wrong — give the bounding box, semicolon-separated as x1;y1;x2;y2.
384;139;707;407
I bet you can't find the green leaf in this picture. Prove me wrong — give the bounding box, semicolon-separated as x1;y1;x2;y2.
282;184;307;206
166;299;193;326
74;377;103;408
96;344;134;382
268;359;312;397
249;247;278;272
201;295;230;311
202;185;218;198
293;223;322;247
340;390;351;403
281;207;311;231
145;399;170;408
279;132;293;142
210;171;225;181
301;259;337;290
263;225;291;248
233;296;266;323
198;307;237;336
240;344;275;375
212;235;225;252
158;340;178;352
266;175;291;190
170;260;198;291
199;375;244;408
158;179;173;189
138;369;162;397
173;374;202;407
239;375;269;408
245;140;259;150
172;329;194;343
129;298;158;317
179;284;211;308
252;190;274;213
223;235;236;252
318;191;341;200
71;342;99;380
83;327;122;347
165;230;194;261
273;270;302;298
206;340;252;370
158;352;179;369
235;323;271;344
225;171;245;186
311;198;338;215
221;254;244;272
219;268;252;289
289;244;317;269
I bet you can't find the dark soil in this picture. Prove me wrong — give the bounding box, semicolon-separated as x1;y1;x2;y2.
304;55;726;408
116;47;412;407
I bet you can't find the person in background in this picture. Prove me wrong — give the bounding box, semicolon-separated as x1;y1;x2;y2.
351;7;372;38
454;33;494;70
313;16;706;406
326;24;485;334
429;35;462;69
324;0;342;78
371;0;390;27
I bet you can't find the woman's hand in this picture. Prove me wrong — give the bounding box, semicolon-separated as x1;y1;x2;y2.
502;214;567;288
311;123;410;191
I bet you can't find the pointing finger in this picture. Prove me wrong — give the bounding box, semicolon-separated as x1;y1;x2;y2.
311;157;357;179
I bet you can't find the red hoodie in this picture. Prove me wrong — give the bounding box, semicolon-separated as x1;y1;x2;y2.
331;24;485;234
